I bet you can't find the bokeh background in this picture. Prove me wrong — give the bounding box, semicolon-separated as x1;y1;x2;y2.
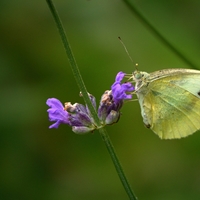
1;0;200;199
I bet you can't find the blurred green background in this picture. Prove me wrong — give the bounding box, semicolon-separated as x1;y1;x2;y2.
1;0;200;199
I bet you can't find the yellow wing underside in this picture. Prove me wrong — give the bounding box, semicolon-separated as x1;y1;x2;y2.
143;74;200;139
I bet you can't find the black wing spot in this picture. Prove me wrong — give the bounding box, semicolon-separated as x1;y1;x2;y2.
198;91;200;96
145;124;151;129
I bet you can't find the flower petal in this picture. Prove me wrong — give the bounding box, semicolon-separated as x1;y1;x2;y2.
111;72;134;103
46;98;70;128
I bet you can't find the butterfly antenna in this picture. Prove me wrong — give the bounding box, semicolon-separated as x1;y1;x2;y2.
118;37;138;71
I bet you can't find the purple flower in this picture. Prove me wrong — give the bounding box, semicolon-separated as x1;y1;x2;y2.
98;72;134;124
46;97;97;133
47;98;71;128
111;72;134;104
46;71;135;132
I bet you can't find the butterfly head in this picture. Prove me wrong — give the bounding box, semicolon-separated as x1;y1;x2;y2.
133;71;149;81
132;70;149;90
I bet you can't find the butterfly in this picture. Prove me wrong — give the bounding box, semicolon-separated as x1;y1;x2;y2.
132;68;200;139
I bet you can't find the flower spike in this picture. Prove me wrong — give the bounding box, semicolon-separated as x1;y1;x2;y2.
47;71;135;133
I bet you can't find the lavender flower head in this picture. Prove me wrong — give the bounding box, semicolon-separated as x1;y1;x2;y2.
98;72;134;124
46;71;134;133
47;94;97;134
111;71;134;103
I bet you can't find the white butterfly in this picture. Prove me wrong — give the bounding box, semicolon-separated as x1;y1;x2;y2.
132;68;200;139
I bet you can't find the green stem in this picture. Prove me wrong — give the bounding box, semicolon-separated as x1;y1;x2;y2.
123;0;197;69
46;0;100;126
46;0;137;199
99;128;137;200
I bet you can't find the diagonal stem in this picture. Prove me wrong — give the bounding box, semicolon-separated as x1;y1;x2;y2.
46;0;137;199
46;0;100;126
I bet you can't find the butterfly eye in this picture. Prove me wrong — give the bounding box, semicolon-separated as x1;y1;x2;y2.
135;72;143;79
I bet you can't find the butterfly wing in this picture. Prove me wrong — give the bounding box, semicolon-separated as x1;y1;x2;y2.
140;69;200;139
